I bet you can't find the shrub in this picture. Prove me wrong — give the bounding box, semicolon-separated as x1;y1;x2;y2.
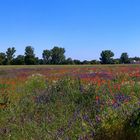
25;73;47;94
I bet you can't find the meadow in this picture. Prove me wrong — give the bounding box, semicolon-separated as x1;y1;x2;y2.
0;64;140;140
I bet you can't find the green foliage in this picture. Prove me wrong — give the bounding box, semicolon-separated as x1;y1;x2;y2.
25;73;47;94
42;49;52;64
13;55;25;65
90;60;100;64
120;52;130;64
0;46;140;65
64;57;74;64
6;47;16;65
100;50;114;64
125;109;140;139
42;46;66;64
24;46;36;65
73;59;81;64
51;46;65;64
0;53;6;65
1;74;140;139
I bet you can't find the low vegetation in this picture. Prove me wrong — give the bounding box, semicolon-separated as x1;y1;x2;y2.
0;65;140;139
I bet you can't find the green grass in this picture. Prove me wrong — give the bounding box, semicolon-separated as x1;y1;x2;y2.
0;64;140;69
0;72;140;140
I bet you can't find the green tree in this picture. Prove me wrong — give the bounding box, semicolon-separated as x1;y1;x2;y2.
51;46;65;64
35;57;39;65
100;50;114;64
133;57;140;61
24;46;36;65
42;49;52;64
0;53;6;65
73;59;81;65
82;60;90;65
114;59;120;64
90;60;100;64
120;52;130;64
13;55;25;65
64;57;74;64
6;47;16;65
38;59;44;65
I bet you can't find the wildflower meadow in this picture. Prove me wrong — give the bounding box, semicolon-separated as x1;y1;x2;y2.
0;65;140;140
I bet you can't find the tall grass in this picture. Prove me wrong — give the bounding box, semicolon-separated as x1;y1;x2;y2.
0;73;140;140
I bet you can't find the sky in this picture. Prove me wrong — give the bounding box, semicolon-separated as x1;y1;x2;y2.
0;0;140;60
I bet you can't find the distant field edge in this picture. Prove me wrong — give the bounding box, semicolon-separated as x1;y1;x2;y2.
0;64;140;69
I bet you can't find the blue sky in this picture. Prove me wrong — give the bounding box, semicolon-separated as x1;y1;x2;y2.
0;0;140;60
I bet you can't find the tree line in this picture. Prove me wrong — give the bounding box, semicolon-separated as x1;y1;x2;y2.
0;46;139;65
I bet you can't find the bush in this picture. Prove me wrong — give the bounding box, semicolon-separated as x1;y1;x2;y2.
25;73;47;94
1;74;140;139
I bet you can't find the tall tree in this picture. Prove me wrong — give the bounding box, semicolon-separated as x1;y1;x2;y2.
24;46;36;65
13;55;25;65
35;57;39;65
51;46;65;64
73;59;81;65
42;49;52;64
120;52;130;64
6;47;16;65
0;52;6;65
65;57;74;64
100;50;114;64
38;59;44;65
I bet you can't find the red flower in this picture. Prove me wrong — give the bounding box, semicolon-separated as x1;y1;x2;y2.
96;96;99;100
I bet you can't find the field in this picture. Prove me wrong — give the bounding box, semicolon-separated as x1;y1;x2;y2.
0;64;140;140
